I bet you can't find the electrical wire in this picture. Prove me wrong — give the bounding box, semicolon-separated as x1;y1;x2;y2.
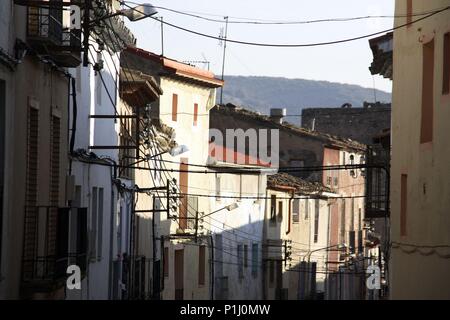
122;1;447;26
97;20;379;264
122;3;450;48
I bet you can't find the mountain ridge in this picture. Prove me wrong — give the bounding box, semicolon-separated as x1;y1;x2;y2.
218;75;392;118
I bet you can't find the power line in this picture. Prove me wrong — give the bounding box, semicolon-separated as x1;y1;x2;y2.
122;1;446;25
87;23;341;257
162;192;378;201
122;3;450;48
99;22;254;246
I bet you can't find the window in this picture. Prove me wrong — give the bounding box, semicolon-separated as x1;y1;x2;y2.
163;247;169;277
277;201;283;222
333;176;339;187
187;196;198;230
340;199;346;244
349;231;356;254
24;101;39;273
198;245;205;286
251;243;258;277
179;158;189;229
0;80;5;270
193;103;198;126
305;200;309;220
358;208;362;230
292;199;300;223
244;244;248;268
97;187;103;259
406;0;412;26
172;93;178;122
119;112;135;179
313;200;320;243
90;187;103;260
400;174;408;236
342;152;346;165
215;174;221;200
350;198;355;231
237;244;244;279
358;230;363;253
269;260;275;287
443;33;450;95
421;39;434;143
91;187;98;259
270;194;276;224
238;174;243;200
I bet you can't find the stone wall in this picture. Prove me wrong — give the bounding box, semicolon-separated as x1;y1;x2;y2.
301;102;391;145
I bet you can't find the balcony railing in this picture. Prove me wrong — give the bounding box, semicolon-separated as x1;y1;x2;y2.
22;206;87;287
27;7;63;46
26;6;82;67
365;145;390;218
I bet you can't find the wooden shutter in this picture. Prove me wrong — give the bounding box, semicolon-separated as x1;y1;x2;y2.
406;0;412;26
172;94;178;122
443;33;450;94
400;174;408;236
179;158;188;230
270;195;276;222
163;247;169;277
251;243;258;277
314;200;320;243
174;249;184;300
421;39;434;143
193;103;198;126
292;199;299;223
198;245;205;286
90;187;98;259
244;244;248;268
97;187;104;259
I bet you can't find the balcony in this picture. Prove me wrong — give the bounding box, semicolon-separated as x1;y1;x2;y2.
21;206;87;295
26;6;82;67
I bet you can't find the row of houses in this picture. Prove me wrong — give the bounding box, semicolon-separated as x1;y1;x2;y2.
0;0;381;300
368;0;450;299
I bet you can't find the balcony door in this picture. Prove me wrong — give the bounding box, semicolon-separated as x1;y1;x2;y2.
174;249;184;300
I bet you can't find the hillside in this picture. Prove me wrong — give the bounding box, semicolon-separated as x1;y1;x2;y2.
218;76;391;120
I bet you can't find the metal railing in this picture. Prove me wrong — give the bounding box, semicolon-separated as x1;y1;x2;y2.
27;7;63;45
26;6;82;50
22;206;87;283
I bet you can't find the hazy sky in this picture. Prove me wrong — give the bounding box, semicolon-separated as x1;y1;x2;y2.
124;0;394;93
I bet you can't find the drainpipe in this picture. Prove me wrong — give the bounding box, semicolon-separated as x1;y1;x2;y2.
210;234;214;300
108;160;117;299
286;191;294;235
262;189;268;300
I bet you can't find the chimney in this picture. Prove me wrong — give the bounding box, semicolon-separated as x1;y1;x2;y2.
270;108;286;124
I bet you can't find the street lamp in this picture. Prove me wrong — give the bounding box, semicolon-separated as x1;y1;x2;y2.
147;144;189;160
304;243;347;262
89;3;158;25
201;202;240;219
84;2;158;66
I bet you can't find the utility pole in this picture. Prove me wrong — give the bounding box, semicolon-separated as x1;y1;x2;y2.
82;0;91;66
160;16;164;56
219;16;229;105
